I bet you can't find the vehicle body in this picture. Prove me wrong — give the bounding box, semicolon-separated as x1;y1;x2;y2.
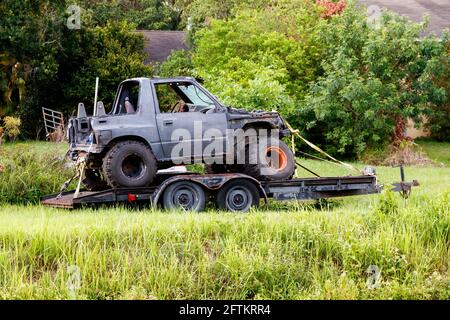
67;77;295;189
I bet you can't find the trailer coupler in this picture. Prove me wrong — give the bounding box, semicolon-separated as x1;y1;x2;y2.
391;165;419;199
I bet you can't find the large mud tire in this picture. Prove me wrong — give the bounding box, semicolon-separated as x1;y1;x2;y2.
102;141;157;188
240;137;295;181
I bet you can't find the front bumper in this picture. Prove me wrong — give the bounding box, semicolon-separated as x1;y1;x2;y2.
69;145;104;160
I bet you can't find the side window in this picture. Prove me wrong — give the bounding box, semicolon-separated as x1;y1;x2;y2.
155;82;217;113
115;81;140;115
155;83;184;113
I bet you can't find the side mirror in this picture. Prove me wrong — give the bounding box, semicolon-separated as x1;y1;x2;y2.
96;101;106;116
77;102;87;118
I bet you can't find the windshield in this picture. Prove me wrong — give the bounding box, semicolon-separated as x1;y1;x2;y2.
177;83;215;107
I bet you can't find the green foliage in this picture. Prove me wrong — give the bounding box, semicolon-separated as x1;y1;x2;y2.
62;21;153;112
0;1;152;135
301;6;449;156
158;50;194;77
0;142;73;204
185;1;448;157
0;0;65;118
80;0;181;30
0;188;448;299
1;116;21;142
376;190;399;215
425;42;450;141
176;0;267;30
191;1;324;114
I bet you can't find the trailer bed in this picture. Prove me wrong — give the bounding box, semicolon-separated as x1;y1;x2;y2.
42;174;381;209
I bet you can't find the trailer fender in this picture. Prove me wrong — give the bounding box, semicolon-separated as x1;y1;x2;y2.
151;173;268;208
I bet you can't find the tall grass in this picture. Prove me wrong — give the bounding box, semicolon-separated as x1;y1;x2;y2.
0;190;448;300
0;142;73;204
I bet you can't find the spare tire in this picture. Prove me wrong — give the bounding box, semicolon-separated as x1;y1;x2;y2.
240;137;295;181
102;141;157;188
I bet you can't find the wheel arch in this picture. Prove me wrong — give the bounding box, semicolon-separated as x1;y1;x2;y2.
242;121;275;132
103;135;153;155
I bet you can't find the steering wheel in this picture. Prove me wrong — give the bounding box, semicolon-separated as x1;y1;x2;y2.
171;101;182;113
200;106;215;114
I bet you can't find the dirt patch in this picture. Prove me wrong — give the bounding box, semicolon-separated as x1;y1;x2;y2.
383;141;436;167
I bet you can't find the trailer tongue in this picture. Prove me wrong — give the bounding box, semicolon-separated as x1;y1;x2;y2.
42;173;383;211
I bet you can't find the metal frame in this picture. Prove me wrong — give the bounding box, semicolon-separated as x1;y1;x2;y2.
42;107;65;136
41;173;381;210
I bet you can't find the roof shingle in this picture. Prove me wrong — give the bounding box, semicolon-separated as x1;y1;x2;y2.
138;30;188;64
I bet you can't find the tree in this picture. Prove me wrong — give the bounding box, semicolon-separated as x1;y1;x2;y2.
61;21;153;114
0;1;153;137
190;0;325;114
0;0;65;118
80;0;181;30
301;6;448;156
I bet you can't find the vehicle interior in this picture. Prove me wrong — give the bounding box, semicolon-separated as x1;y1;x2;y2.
114;81;140;115
155;82;219;114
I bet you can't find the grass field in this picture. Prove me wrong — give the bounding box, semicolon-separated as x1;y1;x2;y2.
0;141;448;299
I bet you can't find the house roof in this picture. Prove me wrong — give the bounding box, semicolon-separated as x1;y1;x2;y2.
360;0;449;35
138;30;188;64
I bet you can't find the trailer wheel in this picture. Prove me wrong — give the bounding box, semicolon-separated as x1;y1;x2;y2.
216;179;260;212
102;141;157;188
162;181;206;212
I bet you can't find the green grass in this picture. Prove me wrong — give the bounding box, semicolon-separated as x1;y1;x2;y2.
0;141;449;299
0;141;73;204
416;139;450;167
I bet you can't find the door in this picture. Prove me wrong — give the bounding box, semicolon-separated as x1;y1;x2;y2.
154;82;227;163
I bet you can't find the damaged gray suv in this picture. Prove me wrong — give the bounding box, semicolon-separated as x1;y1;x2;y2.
68;77;295;190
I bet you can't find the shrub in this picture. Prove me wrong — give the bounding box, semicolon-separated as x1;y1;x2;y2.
189;1;448;158
158;50;194;78
2;116;21;142
0;143;73;204
300;6;448;157
191;1;324;114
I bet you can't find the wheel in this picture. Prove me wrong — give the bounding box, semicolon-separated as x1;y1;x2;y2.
240;137;295;181
102;141;157;188
162;181;206;212
216;179;260;212
82;169;108;191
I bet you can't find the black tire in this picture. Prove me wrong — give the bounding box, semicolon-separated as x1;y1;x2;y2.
216;179;260;212
102;141;157;188
82;169;108;191
240;137;295;181
162;181;206;212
